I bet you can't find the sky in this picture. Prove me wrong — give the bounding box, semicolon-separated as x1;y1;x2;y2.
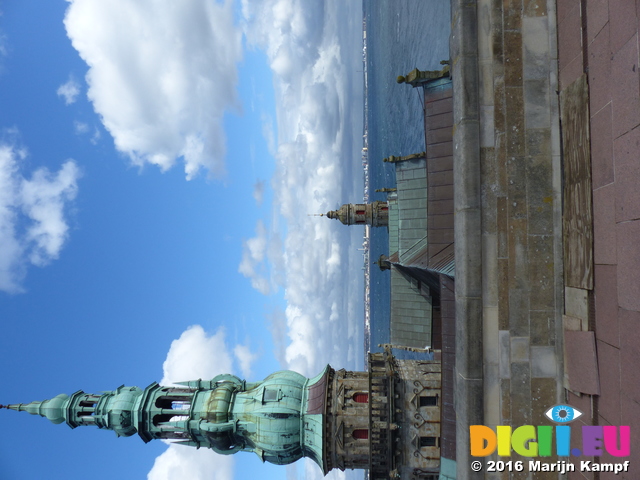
0;1;365;479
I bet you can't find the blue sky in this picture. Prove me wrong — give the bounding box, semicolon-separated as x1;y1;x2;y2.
0;1;364;479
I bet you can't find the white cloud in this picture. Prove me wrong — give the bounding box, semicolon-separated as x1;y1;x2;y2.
160;325;233;386
239;220;285;295
74;121;89;134
148;444;233;480
150;325;236;480
252;180;265;206
90;127;101;145
57;75;81;105
0;142;80;293
261;113;276;156
240;0;365;380
64;0;243;180
233;343;258;379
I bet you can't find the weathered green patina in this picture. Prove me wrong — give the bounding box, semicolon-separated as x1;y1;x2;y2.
2;369;329;469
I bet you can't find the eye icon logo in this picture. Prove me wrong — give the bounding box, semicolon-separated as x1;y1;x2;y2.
544;405;583;423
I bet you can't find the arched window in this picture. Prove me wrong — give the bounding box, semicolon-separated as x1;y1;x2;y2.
352;429;369;440
353;393;369;403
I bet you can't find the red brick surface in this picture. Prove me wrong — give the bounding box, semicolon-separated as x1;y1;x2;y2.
594;265;619;346
559;1;640;476
589;103;614;188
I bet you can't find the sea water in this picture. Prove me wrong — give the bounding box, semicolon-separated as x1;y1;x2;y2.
363;0;451;352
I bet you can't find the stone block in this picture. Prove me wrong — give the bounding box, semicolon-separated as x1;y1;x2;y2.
524;0;547;16
480;105;495;148
524;78;551;129
531;345;558;377
510;362;532;424
479;60;495;106
504;0;523;31
531;378;557;425
504;30;524;87
482;234;498;304
455;296;484;379
563;314;583;332
454;376;484;480
528;234;555;310
453;120;482;210
477;0;493;58
500;378;511;423
499;330;511;378
526;156;554;235
511;336;530;362
496;132;508;195
498;258;509;330
526;127;551;157
531;310;554;346
509;285;531;337
453;61;480;123
454;211;483;299
494;79;506;133
523;16;550;80
507;157;528;219
497;196;508;258
483;363;501;427
491;0;503;65
505;88;526;156
565;286;589;322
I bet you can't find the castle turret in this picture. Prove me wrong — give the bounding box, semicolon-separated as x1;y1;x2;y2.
325;201;389;227
2;371;322;467
2;351;442;478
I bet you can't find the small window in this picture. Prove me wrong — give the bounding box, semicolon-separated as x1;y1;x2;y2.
353;393;369;403
353;429;369;440
263;389;279;402
419;395;438;407
420;436;437;447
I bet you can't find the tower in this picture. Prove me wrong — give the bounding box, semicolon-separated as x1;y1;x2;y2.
325;200;389;227
2;349;442;478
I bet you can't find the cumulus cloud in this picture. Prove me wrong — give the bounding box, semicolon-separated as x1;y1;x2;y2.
64;0;243;179
74;121;89;134
252;180;265;206
233;344;258;378
160;325;233;386
238;219;285;295
0;141;80;293
240;0;365;381
148;445;233;480
57;75;81;105
150;325;236;480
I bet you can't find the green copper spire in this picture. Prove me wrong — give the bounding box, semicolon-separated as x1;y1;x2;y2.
2;369;330;469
